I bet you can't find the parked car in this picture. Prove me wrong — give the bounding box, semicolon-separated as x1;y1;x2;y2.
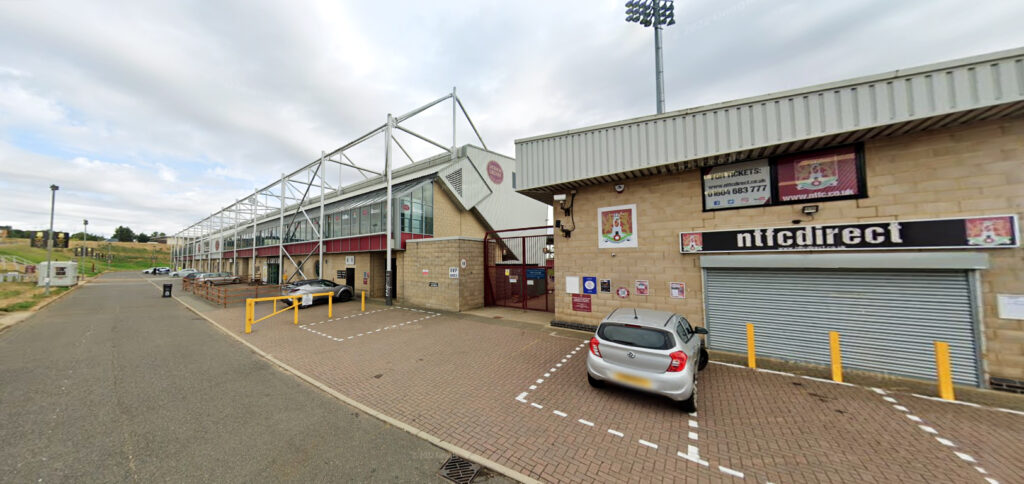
183;272;205;282
586;308;708;412
170;268;198;277
153;267;171;275
196;272;240;285
142;267;170;274
282;279;353;307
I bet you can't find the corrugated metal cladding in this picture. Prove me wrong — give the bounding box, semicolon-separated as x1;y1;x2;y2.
704;269;980;386
515;48;1024;191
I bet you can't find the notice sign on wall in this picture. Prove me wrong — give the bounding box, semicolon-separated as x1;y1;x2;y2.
572;294;592;312
776;146;864;203
680;215;1020;253
670;282;686;299
702;159;770;210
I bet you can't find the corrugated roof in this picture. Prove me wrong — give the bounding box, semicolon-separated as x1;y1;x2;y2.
514;47;1024;195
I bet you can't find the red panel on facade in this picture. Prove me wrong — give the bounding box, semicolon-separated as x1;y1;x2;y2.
235;249;253;258
256;246;280;257
399;232;432;249
284;242;318;254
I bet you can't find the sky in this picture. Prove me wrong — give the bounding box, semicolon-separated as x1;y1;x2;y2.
1;0;1023;239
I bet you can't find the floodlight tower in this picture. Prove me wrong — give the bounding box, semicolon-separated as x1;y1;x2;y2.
625;0;676;114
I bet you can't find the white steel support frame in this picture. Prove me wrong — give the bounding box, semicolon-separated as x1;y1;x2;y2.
171;88;487;305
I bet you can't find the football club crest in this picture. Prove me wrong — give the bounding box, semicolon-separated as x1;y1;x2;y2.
795;159;839;190
966;216;1014;246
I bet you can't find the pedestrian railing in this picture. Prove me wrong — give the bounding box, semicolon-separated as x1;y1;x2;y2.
244;292;333;334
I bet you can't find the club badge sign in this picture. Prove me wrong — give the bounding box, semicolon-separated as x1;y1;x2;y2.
598;204;638;249
680;215;1019;253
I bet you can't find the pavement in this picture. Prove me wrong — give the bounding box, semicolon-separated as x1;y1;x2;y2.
164;277;1024;483
0;272;506;483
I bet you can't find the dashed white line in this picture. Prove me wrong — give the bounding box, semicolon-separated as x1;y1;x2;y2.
893;405;909;412
935;437;955;447
638;439;658;450
954;452;977;463
553;410;567;417
515;392;528;402
577;419;594;427
688;420;698;428
688;431;698;441
919;425;938;434
530;403;544;409
718;466;744;478
607;429;624;437
906;414;923;423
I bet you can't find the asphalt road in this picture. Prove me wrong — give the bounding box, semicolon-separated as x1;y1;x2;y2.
0;272;465;483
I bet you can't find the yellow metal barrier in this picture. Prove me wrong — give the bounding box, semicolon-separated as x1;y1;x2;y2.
361;291;365;312
830;331;843;383
746;323;756;369
934;341;955;401
245;292;334;334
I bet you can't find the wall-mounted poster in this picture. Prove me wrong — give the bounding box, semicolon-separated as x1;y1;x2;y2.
635;280;649;296
582;277;597;294
702;158;771;210
599;279;611;293
669;282;686;299
598;204;638;249
775;145;865;203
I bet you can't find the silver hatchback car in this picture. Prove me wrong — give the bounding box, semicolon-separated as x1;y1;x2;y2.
586;308;708;412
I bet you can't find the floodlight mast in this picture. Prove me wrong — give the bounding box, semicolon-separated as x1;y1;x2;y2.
625;0;676;114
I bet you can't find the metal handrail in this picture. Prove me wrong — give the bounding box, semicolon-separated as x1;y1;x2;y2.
244;292;333;334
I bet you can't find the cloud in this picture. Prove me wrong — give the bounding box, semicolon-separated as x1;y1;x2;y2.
1;0;1023;238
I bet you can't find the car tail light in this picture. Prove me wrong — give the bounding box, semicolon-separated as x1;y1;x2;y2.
589;337;602;358
667;351;687;372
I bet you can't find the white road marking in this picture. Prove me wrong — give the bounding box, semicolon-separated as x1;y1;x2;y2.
553;410;567;417
935;437;955;447
688;431;698;440
955;452;977;463
871;387;888;395
530;403;543;409
607;429;623;437
544;373;551;378
718;466;744;478
883;396;898;403
709;361;745;369
577;419;594;427
893;405;909;412
677;451;709;467
515;392;528;402
906;415;923;423
985;477;1000;484
919;425;938;434
975;467;987;474
638;439;658;449
529;385;537;390
688;420;698;428
536;379;544;384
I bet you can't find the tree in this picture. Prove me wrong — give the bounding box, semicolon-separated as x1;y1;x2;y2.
113;226;135;242
136;232;151;243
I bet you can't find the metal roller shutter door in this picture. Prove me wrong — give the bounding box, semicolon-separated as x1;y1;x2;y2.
704;269;980;386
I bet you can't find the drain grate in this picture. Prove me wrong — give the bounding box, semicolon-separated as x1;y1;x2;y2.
438;454;480;484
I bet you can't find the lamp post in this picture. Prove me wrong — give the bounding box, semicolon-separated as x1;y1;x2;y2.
45;184;59;295
81;219;88;277
625;0;676;114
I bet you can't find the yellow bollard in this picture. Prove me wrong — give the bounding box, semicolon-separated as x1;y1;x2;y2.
361;291;365;312
935;341;955;401
746;323;756;369
829;331;843;383
245;300;252;334
328;294;333;318
293;297;299;325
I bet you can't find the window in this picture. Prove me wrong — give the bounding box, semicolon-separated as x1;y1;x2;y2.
597;324;673;350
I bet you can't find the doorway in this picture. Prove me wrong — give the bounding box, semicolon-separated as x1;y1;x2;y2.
345;267;355;288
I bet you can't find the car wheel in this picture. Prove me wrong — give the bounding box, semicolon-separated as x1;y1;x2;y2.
233;278;239;283
587;373;605;388
340;291;352;302
698;347;709;371
679;376;697;412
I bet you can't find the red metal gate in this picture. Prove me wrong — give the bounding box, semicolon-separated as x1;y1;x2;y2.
484;226;554;312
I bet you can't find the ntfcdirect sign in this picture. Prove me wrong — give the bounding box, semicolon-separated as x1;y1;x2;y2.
680;215;1019;253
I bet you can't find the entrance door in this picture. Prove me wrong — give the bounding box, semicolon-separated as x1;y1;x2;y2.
267;263;280;285
345;267;355;288
389;258;397;299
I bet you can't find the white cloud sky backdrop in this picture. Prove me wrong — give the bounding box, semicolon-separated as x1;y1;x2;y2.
1;0;1023;238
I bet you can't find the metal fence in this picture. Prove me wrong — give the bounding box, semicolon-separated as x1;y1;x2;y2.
484;226;554;312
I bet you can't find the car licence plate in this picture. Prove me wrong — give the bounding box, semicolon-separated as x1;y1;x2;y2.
612;372;651;388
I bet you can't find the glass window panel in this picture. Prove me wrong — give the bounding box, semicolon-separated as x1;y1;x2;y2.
360;207;371;233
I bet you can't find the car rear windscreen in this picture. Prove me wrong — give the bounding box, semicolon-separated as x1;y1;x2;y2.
597;324;673;350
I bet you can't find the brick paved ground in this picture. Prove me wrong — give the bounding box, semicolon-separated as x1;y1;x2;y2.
172;283;1024;484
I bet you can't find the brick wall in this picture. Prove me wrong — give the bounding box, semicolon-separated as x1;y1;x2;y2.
434;182;487;238
552;116;1024;380
402;237;484;312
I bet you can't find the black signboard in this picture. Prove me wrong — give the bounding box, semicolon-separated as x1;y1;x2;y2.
680;215;1019;253
31;231;70;249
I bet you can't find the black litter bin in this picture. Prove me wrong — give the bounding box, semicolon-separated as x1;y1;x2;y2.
162;283;173;298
